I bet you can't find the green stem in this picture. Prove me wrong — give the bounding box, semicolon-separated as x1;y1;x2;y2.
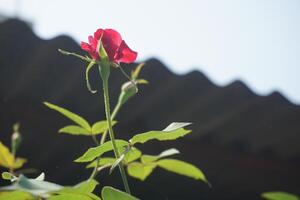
89;86;122;180
97;64;131;194
100;100;122;144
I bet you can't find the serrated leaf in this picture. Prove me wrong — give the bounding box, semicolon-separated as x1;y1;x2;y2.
262;192;299;200
59;125;91;135
101;186;139;200
0;191;35;200
129;122;192;145
141;148;179;163
44;102;91;131
157;159;208;183
127;162;156;181
75;140;129;163
92;121;117;135
86;158;116;169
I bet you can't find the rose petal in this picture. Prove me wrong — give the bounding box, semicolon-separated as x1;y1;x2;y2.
115;40;137;63
101;29;123;61
81;42;92;52
94;29;104;40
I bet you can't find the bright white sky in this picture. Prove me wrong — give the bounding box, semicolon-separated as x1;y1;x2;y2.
1;0;300;103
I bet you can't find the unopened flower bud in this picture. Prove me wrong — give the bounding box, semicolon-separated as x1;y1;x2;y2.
119;81;138;105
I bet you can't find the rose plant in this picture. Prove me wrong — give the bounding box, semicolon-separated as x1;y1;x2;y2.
0;28;210;199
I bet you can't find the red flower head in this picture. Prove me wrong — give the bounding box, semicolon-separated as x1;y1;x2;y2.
81;29;137;64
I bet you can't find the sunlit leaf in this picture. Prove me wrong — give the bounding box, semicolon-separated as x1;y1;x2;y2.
1;175;63;197
262;191;299;200
0;142;26;170
54;180;100;200
157;159;208;184
163;122;192;132
48;193;95;200
101;186;139;200
0;191;35;200
86;158;116;169
44;102;91;130
74;179;98;193
92;121;117;135
124;147;142;164
35;172;45;181
127;162;156;181
129;122;192;145
0;142;14;168
59;125;91;135
12;158;27;169
75;140;129;163
141;148;179;163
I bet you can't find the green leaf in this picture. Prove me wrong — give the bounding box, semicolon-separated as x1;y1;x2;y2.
101;186;139;200
44;102;91;131
86;157;116;168
74;179;99;193
0;175;63;197
54;180;100;200
127;162;156;181
157;159;208;183
129;122;192;145
75;140;129;163
0;142;14;169
92;121;117;135
59;125;91;135
163;122;192;131
0;191;35;200
262;192;299;200
141;148;179;163
48;193;95;200
12;158;27;169
1;172;15;181
124;147;142;164
0;142;26;169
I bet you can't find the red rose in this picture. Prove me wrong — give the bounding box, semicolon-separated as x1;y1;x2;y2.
81;29;137;64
